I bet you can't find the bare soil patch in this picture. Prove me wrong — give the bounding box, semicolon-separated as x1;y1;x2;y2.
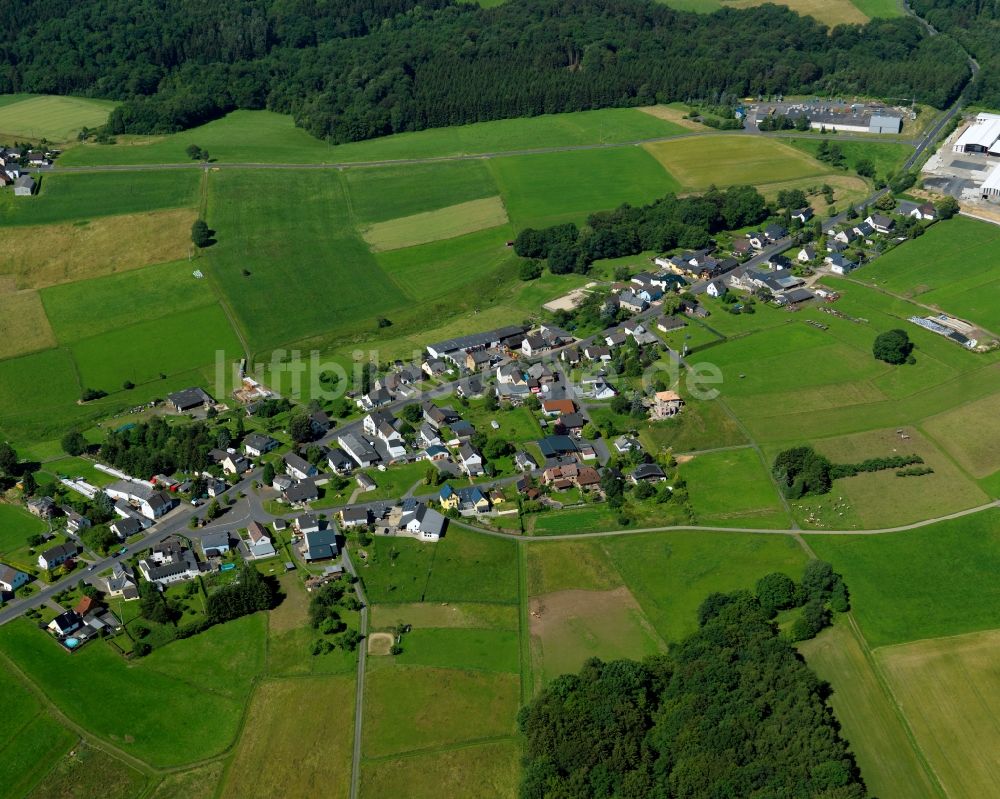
368;632;395;655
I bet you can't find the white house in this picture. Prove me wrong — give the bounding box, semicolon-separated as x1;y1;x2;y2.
283;452;318;481
705;279;727;298
243;434;278;458
402;502;446;542
865;214;895;235
37;542;77;571
139;552;202;586
458;444;484;476
245;521;276;559
338;433;380;468
0;564;28;593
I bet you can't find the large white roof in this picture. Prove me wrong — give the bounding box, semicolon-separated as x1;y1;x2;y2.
982;165;1000;192
956;115;1000;150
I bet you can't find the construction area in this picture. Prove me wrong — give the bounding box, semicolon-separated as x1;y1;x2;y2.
923;113;1000;206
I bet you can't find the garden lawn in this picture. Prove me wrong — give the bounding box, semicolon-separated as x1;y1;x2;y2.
797;620;940;799
69;304;242;391
604;531;808;642
361;740;520;799
681;448;790;527
203;170;407;353
220;676;355;799
362;196;508;251
877;629;1000;799
359;462;431;501
344;159;498;224
0;614;266;767
363;665;520;758
61;107;686;166
809;509;1000;647
0;171;200;227
643;135;829;191
0;94;115;140
489;147;679;228
41;259;217;343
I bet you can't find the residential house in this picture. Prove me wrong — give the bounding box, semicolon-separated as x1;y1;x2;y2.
200;531;231;557
283;452;318;481
766;254;793;271
139;551;202;586
422;358;449;379
48;611;83;637
797;246;816;263
791;207;813;224
359;387;391;411
605;329;627;348
102;564;138;600
705;279;727;299
439;484;491;514
826;254;857;275
37;542;77;571
458;444;484;476
211;449;250;475
26;496;56;519
466;348;497;371
448;420;476;442
294;514;321;534
914;202;936;221
456;375;485;399
556;412;586;435
826;238;847;254
338;433;380;468
0;564;28;593
584;345;612;362
151;536;184;565
656;315;686;333
764;224;788;242
514;450;538;472
340;507;371;528
422;402;460;430
542;399;576;417
496;382;531;404
649;390;684;420
61;508;91;535
589;380;617;400
243;433;279;458
13;175;35;196
245;521;276;559
561;346;581;366
327;448;354;474
402;502;446;541
618;290;648;314
613;435;640;454
300;529;338;562
521;333;547;357
423;444;450;462
496;363;526;386
865;214;895;234
204;475;227;498
747;231;767;250
539;324;573;347
166;386;214;412
110;517;143;540
834;228;859;245
538;435;579;459
631;463;666;483
853;221;875;239
732;238;753;257
419;423;443;448
284;480;319;506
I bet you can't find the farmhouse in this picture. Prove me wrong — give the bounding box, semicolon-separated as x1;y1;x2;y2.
425;325;526;361
166;387;214;412
37;542;78;570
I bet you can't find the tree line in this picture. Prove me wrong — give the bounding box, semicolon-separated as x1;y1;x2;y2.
100;416;215;476
773;445;925;498
0;0;970;143
518;579;863;799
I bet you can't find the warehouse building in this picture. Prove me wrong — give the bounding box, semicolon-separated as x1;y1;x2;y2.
952;113;1000;155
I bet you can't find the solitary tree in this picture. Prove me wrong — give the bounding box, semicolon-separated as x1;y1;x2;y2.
935;195;960;219
185;144;203;160
191;219;212;248
873;329;913;365
61;431;87;456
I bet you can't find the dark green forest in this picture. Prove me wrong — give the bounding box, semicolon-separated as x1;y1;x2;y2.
518;589;866;799
911;0;1000;109
0;0;970;142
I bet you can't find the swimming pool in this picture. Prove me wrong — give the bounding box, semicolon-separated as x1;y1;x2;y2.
64;637;80;648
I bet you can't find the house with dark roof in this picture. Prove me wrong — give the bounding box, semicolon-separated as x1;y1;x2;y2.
865;213;895;234
139;551;202;586
245;521;276;559
538;436;579;459
48;611;83;637
0;564;28;593
284;480;319;506
166;387;214;412
284;452;318;481
300;529;338;562
200;531;231;557
243;433;279;458
631;463;666;483
327;448;354;474
37;542;78;571
402;502;446;541
340;506;371;528
111;517;143;540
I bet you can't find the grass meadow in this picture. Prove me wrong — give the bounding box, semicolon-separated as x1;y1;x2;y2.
372;601;519;631
787;137;913;181
393;627;521;673
60;107;688;166
0;614;266;767
489;147;679;228
877;629;1000;799
362;196;508;251
1;209;196;290
220;676;355;799
602;531;808;642
0;171;200;227
0;290;56;358
643;135;829;191
203;169;407;353
680;448;790;527
0;94;115;140
857;215;1000;333
147;763;225;799
797;620;941;799
361;740;521;799
809;510;1000;647
26;744;147;799
656;0;902;21
922;393;1000;479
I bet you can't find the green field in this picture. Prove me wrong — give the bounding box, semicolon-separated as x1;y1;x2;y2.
0;94;115;140
203;169;407;352
787;137;913;181
0;503;49;559
41;260;217;343
372;602;519;631
0;614;266;767
361;740;520;799
60;107;687;166
394;627;520;673
220;676;354;799
363;665;520;758
602;531;809;642
797;620;941;799
26;743;147;799
680;447;790;527
809;510;1000;647
0;171;200;227
877;629;1000;799
362;196;509;251
857;216;1000;333
69;303;242;390
489;146;679;228
643;134;829;191
657;0;902;21
922;394;1000;479
526;540;624;596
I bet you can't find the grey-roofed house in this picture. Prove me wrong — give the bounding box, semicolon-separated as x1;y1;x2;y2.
284;480;319;505
301;528;338;562
538;436;579;459
245;521;276;559
631;463;666;483
243;433;279;458
38;542;78;570
403;503;446;541
340;506;371;528
284;452;318;481
338;433;380;468
327;447;354;474
865;213;895;234
13;175;35;196
201;531;232;557
139;551;203;586
111;517;143;540
0;564;28;593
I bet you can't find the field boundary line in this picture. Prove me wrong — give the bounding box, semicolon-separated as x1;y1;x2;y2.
845;613;948;799
871;624;1000;653
361;733;519;764
516;541;533;704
